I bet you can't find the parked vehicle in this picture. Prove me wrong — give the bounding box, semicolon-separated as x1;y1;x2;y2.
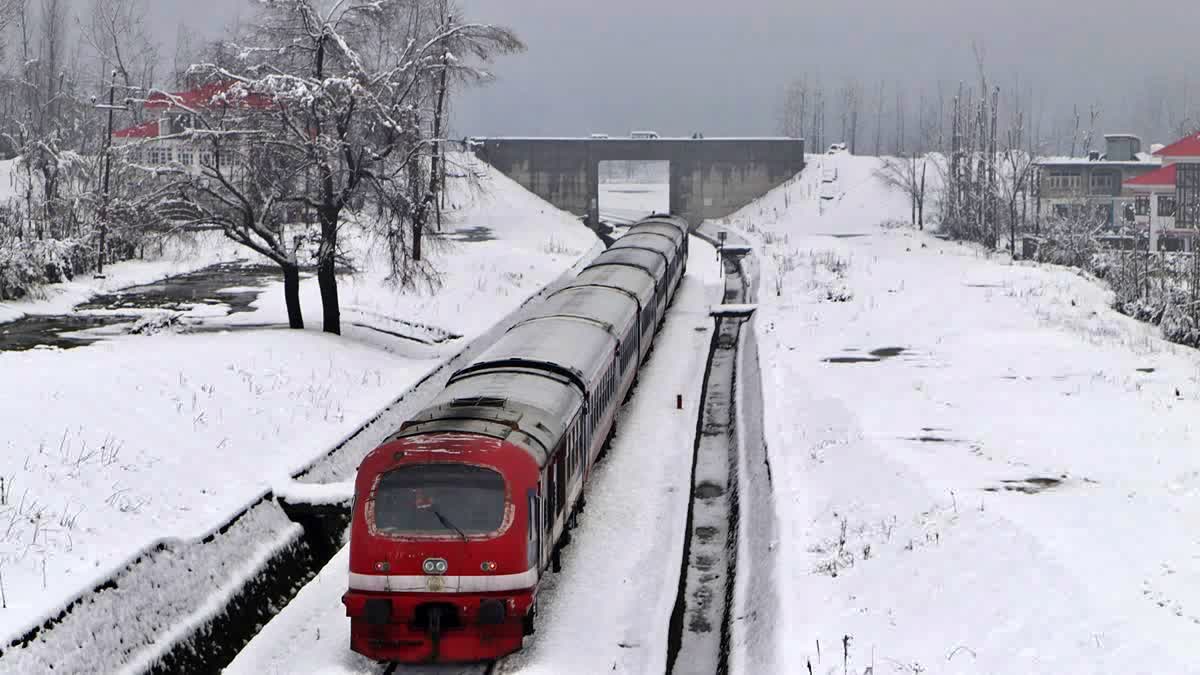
827;142;847;154
630;130;660;140
590;133;609;139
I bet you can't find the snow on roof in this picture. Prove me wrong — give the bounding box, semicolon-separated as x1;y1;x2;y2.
1124;163;1177;189
471;136;799;142
1153;133;1200;157
144;81;273;111
1035;155;1159;167
1104;133;1141;139
112;119;160;139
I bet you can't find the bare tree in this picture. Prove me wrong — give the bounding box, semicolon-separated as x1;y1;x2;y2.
776;76;808;139
811;78;825;151
83;0;160;106
876;153;928;229
999;109;1039;255
840;80;861;153
873;80;884;156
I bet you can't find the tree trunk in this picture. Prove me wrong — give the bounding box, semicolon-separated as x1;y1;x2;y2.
283;261;304;329
412;216;423;262
317;211;340;335
918;161;927;230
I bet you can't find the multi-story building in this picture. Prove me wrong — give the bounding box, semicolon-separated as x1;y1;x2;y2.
111;82;272;175
1124;133;1200;250
1035;134;1161;226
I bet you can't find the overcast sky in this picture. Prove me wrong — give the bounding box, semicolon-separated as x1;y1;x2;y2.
149;0;1200;142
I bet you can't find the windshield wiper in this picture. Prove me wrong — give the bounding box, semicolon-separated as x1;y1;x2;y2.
430;505;468;544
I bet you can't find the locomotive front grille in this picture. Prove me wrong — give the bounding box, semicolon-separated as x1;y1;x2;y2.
413;602;463;632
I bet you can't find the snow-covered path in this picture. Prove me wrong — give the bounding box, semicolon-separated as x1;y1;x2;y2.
225;236;724;675
732;155;1200;673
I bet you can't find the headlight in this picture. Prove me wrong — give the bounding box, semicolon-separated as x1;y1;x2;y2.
435;559;448;573
423;557;448;575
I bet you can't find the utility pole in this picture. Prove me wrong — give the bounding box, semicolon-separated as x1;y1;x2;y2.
95;71;119;276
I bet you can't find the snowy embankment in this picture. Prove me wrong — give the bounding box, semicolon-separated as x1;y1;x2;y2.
0;159;598;671
225;236;724;675
725;153;1200;673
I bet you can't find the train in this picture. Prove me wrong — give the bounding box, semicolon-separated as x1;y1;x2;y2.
341;214;691;664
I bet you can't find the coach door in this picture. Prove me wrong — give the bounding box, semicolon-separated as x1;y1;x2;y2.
554;452;567;525
528;489;542;571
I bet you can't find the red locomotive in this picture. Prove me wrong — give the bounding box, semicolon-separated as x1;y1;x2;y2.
342;215;690;663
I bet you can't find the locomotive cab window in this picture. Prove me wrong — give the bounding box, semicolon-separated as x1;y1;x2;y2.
372;463;506;536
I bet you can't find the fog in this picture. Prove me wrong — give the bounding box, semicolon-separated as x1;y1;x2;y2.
146;0;1200;145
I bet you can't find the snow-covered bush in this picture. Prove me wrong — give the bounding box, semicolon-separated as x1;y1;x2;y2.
0;236;91;300
1032;217;1099;269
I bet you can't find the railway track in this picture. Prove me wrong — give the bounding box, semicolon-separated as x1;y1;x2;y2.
665;224;760;675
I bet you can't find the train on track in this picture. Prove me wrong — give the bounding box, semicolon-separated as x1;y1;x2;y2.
342;214;691;664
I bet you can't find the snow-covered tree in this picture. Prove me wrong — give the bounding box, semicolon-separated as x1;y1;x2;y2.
159;0;523;334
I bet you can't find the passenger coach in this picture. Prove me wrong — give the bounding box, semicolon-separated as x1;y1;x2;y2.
342;215;690;663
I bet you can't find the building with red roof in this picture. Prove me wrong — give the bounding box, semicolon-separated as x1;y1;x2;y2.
1121;132;1200;250
1150;133;1200;164
111;81;274;173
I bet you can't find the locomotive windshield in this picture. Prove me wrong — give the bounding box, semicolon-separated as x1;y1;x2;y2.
373;463;506;536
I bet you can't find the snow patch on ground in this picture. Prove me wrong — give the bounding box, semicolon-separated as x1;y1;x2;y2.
723;154;1200;673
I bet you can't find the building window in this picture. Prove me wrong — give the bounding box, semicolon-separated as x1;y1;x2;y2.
1090;172;1114;193
1178;164;1200;227
1053;204;1070;219
199;149;214;167
178;146;194;165
1094;203;1113;224
1159;195;1177;218
1135;195;1151;216
1047;170;1082;191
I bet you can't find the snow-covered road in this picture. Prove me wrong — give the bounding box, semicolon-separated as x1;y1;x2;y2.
225;235;724;675
731;154;1200;673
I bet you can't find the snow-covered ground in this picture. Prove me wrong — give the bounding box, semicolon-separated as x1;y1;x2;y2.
724;154;1200;673
225;236;724;675
0;160;597;648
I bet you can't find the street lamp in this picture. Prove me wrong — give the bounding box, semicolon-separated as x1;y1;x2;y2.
91;71;131;277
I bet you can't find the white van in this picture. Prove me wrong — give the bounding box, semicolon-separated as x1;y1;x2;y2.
631;131;660;140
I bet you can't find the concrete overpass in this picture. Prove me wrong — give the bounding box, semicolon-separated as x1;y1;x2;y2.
470;137;805;226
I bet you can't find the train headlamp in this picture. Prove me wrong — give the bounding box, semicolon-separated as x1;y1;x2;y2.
423;557;448;575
